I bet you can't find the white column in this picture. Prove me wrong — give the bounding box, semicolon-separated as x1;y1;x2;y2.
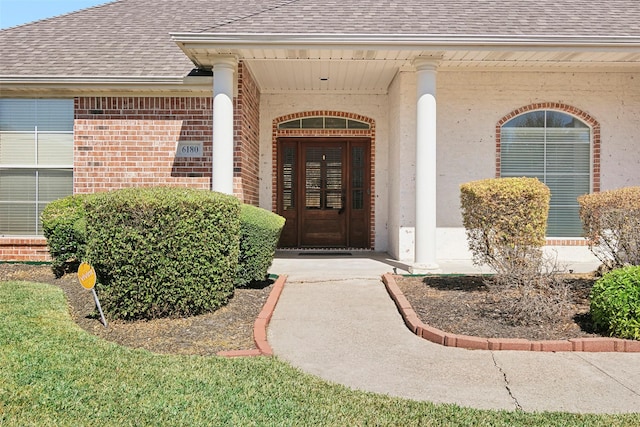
212;57;236;195
411;59;440;273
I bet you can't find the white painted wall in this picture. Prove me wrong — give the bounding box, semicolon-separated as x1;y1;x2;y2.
259;69;639;267
436;70;640;228
387;71;417;261
259;93;390;251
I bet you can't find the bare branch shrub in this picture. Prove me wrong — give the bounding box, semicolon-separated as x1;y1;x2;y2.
578;186;640;270
461;177;573;325
484;255;572;326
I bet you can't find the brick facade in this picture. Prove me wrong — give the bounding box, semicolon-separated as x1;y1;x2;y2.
74;96;213;193
0;237;50;262
234;63;261;206
1;62;262;261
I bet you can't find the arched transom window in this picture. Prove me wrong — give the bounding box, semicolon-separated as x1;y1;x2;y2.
500;110;591;237
278;116;370;130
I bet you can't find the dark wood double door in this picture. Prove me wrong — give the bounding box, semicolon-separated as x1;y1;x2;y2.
277;138;371;248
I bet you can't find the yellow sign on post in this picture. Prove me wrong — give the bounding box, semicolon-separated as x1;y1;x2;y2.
78;262;97;289
77;262;107;328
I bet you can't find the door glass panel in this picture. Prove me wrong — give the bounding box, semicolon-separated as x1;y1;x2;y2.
352;169;363;188
306;164;321;191
305;146;342;210
352;146;364;167
326;192;342;209
305;147;322;209
324;147;342;209
282;146;296;209
351;146;365;210
326;164;341;190
352;190;364;210
306;191;321;209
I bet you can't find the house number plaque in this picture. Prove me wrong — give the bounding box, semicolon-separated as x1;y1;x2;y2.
176;141;203;157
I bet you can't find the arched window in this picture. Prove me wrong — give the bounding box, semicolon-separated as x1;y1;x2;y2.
500;110;591;237
277;116;370;130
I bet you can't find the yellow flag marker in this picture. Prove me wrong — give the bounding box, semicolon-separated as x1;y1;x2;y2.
77;262;107;328
78;262;97;289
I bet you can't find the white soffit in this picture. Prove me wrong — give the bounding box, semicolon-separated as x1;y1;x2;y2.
244;59;403;94
172;34;640;93
225;49;640;94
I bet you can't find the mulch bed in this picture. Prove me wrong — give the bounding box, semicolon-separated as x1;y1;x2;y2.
0;263;273;356
394;274;602;341
2;263;606;354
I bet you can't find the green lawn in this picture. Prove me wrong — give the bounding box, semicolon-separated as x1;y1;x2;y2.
1;281;638;427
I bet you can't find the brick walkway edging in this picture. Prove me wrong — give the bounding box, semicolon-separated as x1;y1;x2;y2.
382;273;640;353
217;274;288;358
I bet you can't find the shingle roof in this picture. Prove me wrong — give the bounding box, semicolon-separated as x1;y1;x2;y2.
1;0;639;78
0;0;286;77
204;0;640;37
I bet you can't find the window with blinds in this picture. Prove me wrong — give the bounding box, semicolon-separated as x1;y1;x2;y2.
500;110;591;237
0;99;74;235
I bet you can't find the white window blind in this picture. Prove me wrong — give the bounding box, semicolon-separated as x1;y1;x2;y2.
0;99;74;235
500;110;591;237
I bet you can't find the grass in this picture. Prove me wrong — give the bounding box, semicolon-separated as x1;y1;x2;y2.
1;281;639;426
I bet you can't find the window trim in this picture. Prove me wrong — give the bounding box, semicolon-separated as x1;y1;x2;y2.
496;103;601;241
0;98;74;236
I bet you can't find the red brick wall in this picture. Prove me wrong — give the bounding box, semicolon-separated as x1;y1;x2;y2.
0;237;50;262
2;65;263;261
74;97;213;193
234;63;261;205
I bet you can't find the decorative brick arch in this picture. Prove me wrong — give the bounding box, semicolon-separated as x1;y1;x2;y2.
496;103;601;245
272;111;376;248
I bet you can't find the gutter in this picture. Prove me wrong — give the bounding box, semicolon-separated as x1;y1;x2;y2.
171;32;640;51
0;75;212;94
0;76;186;84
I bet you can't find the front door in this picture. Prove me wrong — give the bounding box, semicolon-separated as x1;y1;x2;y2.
277;138;370;248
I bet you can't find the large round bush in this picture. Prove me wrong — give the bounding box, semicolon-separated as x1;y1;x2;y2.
85;187;241;320
236;204;285;286
590;266;640;340
41;194;92;278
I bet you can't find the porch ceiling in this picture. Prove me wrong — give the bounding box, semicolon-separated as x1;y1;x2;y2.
173;35;640;94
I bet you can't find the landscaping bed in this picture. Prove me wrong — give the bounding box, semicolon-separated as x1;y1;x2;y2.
0;263;272;356
394;274;601;341
0;264;607;353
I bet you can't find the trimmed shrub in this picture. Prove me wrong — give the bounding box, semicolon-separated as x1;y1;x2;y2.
236;204;285;287
590;265;640;340
41;194;91;278
460;177;551;275
461;177;568;326
578;186;640;270
84;187;241;320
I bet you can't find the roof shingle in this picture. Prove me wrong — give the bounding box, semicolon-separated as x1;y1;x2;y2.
1;0;639;78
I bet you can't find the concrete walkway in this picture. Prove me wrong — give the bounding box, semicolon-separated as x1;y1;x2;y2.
268;252;640;413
